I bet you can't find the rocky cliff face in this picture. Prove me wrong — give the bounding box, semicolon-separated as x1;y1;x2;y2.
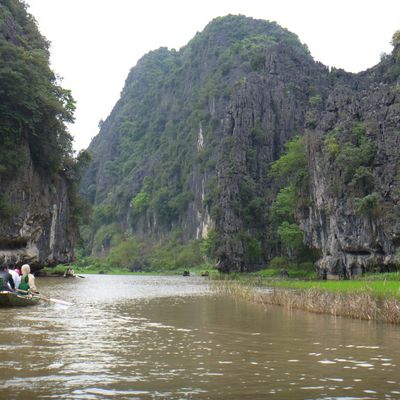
0;154;76;268
0;0;79;268
83;14;400;275
82;15;311;257
215;43;329;272
217;41;400;275
303;52;400;277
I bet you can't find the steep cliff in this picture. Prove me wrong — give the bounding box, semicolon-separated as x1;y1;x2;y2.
217;37;400;275
302;43;400;278
0;0;81;268
82;15;313;265
215;43;329;272
0;155;76;267
83;15;400;275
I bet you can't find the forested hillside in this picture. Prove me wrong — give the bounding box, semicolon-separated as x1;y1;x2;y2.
0;0;87;267
83;15;400;276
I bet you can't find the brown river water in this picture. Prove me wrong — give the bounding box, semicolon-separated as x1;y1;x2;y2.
0;275;400;399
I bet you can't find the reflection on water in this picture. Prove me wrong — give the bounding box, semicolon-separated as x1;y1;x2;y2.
0;275;400;399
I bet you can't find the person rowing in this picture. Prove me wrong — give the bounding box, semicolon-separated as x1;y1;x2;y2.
14;264;72;305
19;264;37;293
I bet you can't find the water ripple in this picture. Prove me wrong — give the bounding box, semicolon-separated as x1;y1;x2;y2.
0;275;399;399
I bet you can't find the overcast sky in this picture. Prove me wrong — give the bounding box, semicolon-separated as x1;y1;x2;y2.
25;0;400;151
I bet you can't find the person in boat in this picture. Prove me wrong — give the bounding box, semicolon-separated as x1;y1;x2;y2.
64;268;76;278
19;264;37;292
8;264;21;289
0;264;15;292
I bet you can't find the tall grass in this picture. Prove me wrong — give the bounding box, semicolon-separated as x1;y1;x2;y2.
213;280;400;324
266;280;400;299
357;271;400;281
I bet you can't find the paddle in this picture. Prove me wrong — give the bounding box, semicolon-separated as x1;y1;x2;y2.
36;293;73;306
17;289;73;306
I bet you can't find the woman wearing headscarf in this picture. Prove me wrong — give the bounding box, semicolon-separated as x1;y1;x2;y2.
19;264;37;292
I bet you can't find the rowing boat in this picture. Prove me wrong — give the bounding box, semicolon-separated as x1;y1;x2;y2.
0;291;40;307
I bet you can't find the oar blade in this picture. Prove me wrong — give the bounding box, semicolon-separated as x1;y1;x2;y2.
17;289;72;306
48;297;73;306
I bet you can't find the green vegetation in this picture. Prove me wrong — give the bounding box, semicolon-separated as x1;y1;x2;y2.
0;1;88;225
276;222;305;255
81;15;312;269
356;192;379;216
335;123;376;185
213;260;400;324
0;194;19;218
269;135;313;261
131;191;150;214
264;279;400;299
78;16;396;279
269;135;308;187
308;94;322;106
75;226;219;274
323;122;379;215
271;185;296;222
359;271;400;281
383;30;400;80
256;257;317;279
324;131;340;159
40;264;71;276
213;277;400;324
212;266;400;299
0;1;75;175
391;30;400;47
42;257;215;277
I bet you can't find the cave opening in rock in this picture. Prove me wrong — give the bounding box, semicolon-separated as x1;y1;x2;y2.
0;239;28;251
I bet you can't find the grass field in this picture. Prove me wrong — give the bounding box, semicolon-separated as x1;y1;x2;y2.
213;278;400;324
265;279;400;299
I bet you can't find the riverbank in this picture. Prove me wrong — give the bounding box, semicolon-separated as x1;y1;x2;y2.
213;276;400;324
40;263;215;277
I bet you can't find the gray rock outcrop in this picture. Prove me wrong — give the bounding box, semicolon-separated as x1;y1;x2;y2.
0;151;76;269
303;58;400;277
82;15;400;276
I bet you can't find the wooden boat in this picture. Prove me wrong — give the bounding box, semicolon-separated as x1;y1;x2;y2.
0;291;40;307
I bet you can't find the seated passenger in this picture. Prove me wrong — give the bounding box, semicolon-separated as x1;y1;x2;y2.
8;264;21;289
64;268;76;277
0;264;15;292
19;264;37;292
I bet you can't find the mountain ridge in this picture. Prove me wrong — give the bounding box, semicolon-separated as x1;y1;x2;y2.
82;14;400;275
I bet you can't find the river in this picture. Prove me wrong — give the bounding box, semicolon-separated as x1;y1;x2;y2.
0;275;399;399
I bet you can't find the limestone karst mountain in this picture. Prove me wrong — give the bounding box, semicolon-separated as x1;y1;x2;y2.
83;15;400;275
0;0;86;267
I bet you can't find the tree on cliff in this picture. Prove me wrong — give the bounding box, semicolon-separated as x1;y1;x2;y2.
0;0;88;265
0;0;75;176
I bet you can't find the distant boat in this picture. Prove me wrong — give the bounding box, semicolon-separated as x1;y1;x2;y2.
0;291;41;307
64;268;78;278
